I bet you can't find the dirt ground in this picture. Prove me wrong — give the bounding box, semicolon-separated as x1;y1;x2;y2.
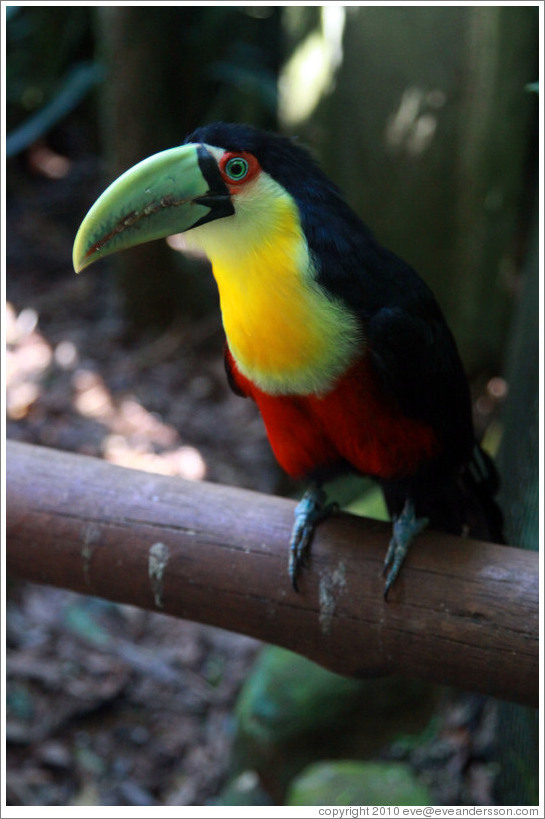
5;138;502;807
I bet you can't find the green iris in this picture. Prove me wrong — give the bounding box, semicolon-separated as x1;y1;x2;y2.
225;157;249;181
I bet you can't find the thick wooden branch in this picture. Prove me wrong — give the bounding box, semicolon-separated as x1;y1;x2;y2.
6;440;538;707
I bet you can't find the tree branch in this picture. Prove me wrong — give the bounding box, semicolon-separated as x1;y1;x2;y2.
6;440;538;707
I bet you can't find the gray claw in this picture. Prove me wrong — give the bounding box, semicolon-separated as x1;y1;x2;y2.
289;484;336;591
383;499;428;599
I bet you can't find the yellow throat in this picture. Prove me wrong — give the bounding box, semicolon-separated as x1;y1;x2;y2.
185;182;360;395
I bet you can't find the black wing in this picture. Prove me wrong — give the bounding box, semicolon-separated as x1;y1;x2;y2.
365;302;473;455
306;207;475;466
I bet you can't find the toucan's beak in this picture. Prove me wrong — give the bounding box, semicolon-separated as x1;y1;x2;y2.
73;143;233;273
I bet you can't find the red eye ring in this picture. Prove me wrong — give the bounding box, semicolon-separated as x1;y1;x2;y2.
219;151;260;187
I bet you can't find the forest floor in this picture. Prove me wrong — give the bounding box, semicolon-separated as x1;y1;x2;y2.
5;138;501;807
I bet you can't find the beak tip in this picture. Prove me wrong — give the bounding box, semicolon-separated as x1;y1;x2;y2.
72;253;83;275
72;248;88;275
73;228;93;274
73;255;93;274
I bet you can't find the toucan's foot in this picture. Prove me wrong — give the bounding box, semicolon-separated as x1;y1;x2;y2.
289;483;337;591
383;499;428;599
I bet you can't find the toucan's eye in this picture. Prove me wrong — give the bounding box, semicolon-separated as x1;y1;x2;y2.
219;151;260;187
224;157;249;181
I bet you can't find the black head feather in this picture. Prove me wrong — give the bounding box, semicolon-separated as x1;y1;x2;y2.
185;121;338;201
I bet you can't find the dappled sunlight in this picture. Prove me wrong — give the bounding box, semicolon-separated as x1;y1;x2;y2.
5;301;208;481
27;140;72;180
6;303;53;420
54;339;79;369
102;435;206;479
279;5;346;128
385;87;446;157
72;369;206;478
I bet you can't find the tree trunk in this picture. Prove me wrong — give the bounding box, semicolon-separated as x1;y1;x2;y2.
96;6;214;329
493;197;539;806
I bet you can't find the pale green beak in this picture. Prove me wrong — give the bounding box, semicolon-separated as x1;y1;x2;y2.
73;143;233;273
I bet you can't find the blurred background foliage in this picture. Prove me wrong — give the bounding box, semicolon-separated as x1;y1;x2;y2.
5;3;540;808
6;3;538;369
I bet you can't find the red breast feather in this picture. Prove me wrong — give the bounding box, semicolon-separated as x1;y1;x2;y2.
226;348;438;481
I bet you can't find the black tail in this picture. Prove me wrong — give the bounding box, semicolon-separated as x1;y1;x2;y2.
382;443;504;544
457;443;504;544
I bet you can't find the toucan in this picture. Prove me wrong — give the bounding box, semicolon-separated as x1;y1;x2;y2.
73;122;504;597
